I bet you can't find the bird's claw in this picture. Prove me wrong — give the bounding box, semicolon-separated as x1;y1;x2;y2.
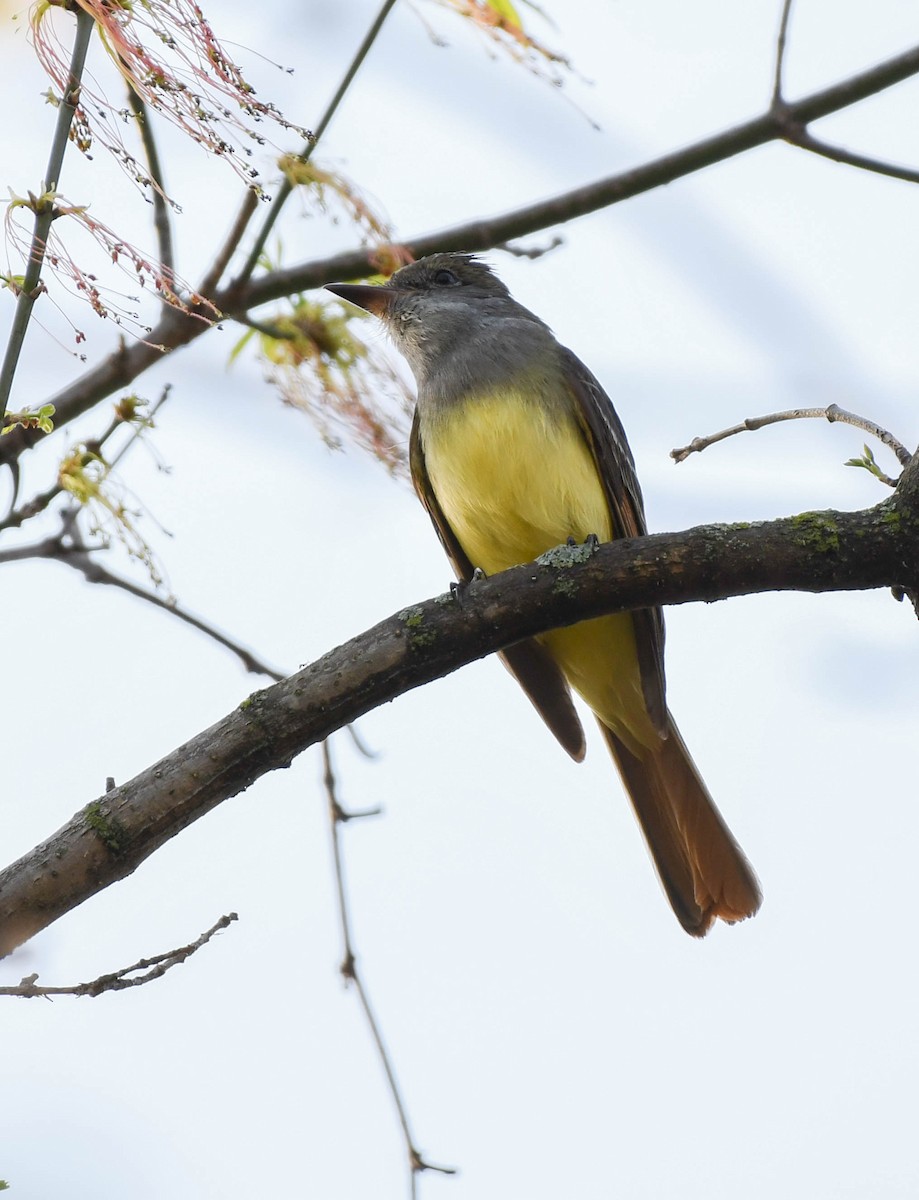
567;533;601;551
451;567;487;607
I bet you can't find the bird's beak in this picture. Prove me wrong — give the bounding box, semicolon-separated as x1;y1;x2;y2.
324;282;398;317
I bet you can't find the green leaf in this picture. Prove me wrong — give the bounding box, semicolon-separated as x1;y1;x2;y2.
1;403;55;435
845;444;888;480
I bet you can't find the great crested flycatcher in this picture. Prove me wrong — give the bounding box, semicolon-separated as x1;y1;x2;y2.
326;253;761;936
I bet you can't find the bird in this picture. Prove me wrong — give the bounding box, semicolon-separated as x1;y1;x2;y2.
326;252;761;936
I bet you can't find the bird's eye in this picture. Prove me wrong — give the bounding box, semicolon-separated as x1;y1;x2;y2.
433;269;460;287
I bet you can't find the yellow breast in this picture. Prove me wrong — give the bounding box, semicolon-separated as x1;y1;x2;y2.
421;388;658;755
422;389;612;573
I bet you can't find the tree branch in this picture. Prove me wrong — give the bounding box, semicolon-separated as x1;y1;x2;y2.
0;6;95;422
233;0;399;287
0;913;236;998
197;187;259;298
772;0;795;107
63;551;288;680
322;743;455;1191
2;479;918;958
5;39;919;470
770;4;919;189
782;123;919;186
1;384;171;533
235;40;919;310
125;86;176;298
671;402;912;470
0;522;287;680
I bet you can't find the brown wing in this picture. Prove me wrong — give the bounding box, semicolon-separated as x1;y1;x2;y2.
409;410;586;761
559;347;667;734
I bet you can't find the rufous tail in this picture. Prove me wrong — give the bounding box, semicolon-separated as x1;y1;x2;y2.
600;716;762;936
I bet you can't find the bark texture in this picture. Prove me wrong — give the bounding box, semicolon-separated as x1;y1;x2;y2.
2;479;917;957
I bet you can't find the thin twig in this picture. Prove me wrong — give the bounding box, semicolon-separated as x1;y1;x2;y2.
772;0;794;106
0;6;95;422
125;85;176;299
0;477;63;533
671;402;912;478
0;515;287;679
0;385;172;533
233;0;399;288
322;740;456;1196
0;913;237;998
346;724;378;759
1;373;282;682
783;124;919;185
770;2;919;187
197;187;259;299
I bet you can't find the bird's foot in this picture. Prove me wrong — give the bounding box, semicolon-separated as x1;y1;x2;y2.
451;567;487;607
566;533;601;551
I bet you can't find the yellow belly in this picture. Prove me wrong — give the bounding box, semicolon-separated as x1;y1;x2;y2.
422;391;659;754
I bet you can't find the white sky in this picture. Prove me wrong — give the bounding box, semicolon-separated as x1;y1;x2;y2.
2;2;919;1198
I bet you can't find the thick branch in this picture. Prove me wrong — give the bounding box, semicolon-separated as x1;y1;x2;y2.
234;40;919;308
4;40;919;469
2;490;917;957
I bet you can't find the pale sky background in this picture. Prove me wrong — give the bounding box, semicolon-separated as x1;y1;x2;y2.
2;2;919;1197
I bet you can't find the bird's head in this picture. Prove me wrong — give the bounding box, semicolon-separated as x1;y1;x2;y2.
325;253;521;379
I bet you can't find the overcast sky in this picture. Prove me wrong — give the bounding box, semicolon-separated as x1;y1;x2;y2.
3;2;919;1197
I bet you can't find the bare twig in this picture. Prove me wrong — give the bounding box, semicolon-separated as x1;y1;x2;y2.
346;723;378;759
772;0;794;106
770;3;919;187
233;0;399;288
0;514;287;679
0;477;62;533
322;740;456;1197
197;187;259;299
0;913;237;998
783;124;919;185
670;402;912;479
125;85;176;299
0;6;95;422
72;559;287;677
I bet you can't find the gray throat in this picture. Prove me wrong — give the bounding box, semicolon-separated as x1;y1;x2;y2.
397;306;569;423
